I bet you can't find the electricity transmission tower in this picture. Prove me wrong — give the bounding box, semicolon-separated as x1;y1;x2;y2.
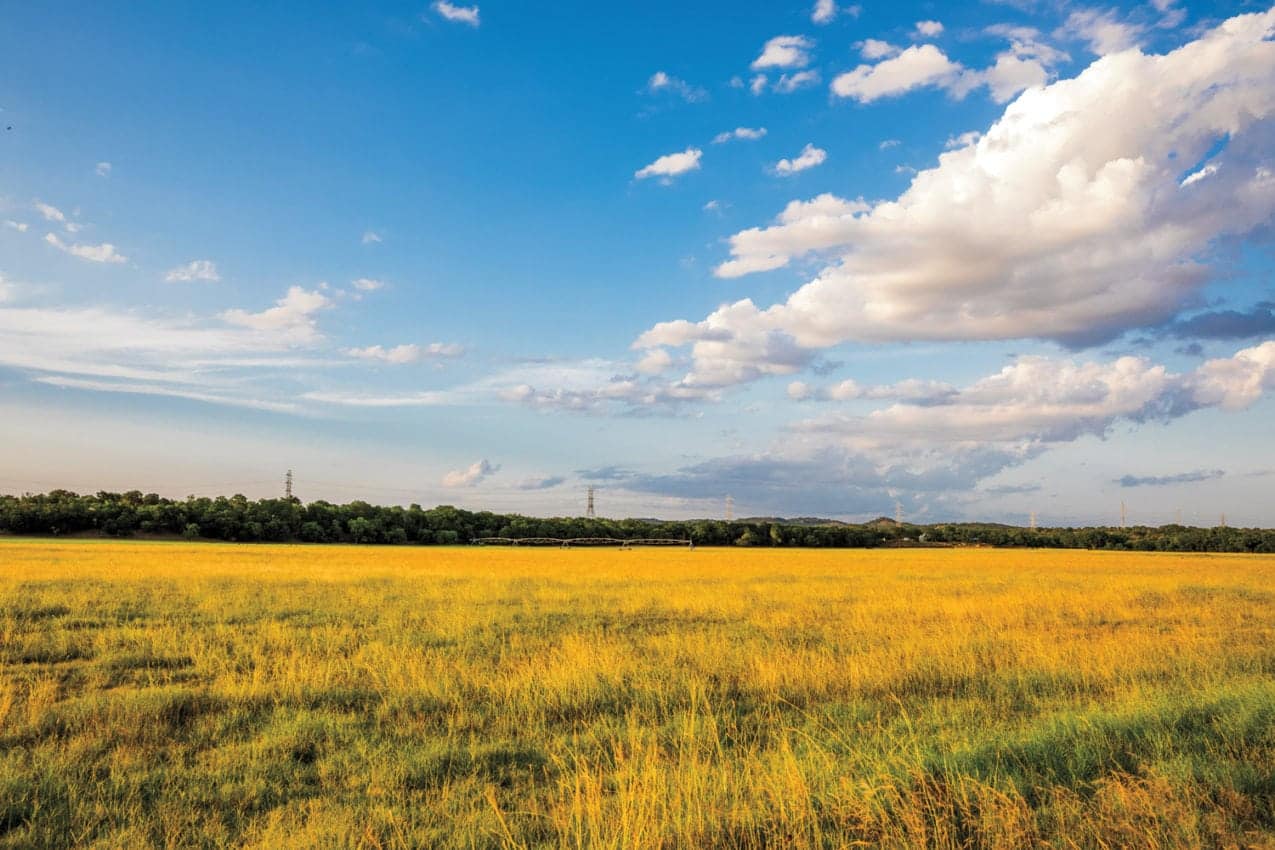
285;469;294;501
895;500;903;525
1120;501;1127;529
725;495;734;522
1029;511;1038;531
586;486;596;519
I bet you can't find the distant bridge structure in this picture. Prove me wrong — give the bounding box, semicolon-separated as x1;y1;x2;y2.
473;537;693;549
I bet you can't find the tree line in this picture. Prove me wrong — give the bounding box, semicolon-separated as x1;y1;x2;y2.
1;490;1273;553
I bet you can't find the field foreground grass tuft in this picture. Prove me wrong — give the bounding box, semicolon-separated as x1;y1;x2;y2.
1;540;1274;848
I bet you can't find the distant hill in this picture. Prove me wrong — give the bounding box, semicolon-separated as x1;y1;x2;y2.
740;516;851;527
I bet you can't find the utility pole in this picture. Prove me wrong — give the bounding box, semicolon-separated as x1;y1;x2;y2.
725;495;734;522
586;486;596;519
285;469;294;501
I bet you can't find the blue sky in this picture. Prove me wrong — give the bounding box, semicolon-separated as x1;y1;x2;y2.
2;0;1274;525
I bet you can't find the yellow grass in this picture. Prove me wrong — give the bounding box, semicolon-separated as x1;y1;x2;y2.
1;540;1274;848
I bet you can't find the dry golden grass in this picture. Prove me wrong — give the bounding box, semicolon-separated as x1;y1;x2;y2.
1;540;1273;848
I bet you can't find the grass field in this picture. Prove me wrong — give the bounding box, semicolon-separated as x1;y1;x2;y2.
1;540;1273;849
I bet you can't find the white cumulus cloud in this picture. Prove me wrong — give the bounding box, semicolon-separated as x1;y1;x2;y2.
639;9;1275;390
221;286;331;343
773;144;828;176
835;35;1063;104
800;342;1275;453
635;147;703;182
626;340;1275;516
443;459;497;487
859;39;900;60
433;1;479;26
636;348;674;375
712;193;870;278
752;35;814;70
831;44;963;102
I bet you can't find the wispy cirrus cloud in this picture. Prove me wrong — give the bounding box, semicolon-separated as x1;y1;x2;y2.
44;232;126;264
1153;303;1275;342
34;202;68;226
646;71;707;103
33;375;299;414
344;342;464;364
517;475;565;491
165;260;220;283
1057;8;1143;56
713;127;767;144
302;357;705;414
1117;469;1225;488
774;70;821;93
788;377;954;403
0;285;352;415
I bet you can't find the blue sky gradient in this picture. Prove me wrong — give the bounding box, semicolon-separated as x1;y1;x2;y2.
2;1;1274;525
